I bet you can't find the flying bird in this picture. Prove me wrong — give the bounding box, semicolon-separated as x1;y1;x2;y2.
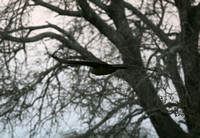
52;55;154;75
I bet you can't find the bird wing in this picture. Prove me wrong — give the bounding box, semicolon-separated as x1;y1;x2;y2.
52;55;109;68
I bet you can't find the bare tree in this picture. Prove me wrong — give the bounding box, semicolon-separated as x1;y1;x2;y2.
0;0;200;137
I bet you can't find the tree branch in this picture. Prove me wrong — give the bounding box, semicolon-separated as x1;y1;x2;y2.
90;0;108;11
80;100;136;137
0;31;98;60
76;0;123;46
124;2;175;47
32;0;81;17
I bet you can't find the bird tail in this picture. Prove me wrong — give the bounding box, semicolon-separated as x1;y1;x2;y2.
127;66;156;71
113;64;156;71
112;64;128;69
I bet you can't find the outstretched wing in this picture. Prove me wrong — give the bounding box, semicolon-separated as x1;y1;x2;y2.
51;55;109;68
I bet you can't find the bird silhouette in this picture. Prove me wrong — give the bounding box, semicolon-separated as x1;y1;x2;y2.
52;55;154;75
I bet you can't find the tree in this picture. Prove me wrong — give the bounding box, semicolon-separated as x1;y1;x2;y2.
0;0;200;137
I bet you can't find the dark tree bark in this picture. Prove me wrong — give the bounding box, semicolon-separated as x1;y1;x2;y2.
77;0;188;137
174;0;200;137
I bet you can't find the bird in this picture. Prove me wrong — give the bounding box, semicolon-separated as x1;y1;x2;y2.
51;55;155;75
